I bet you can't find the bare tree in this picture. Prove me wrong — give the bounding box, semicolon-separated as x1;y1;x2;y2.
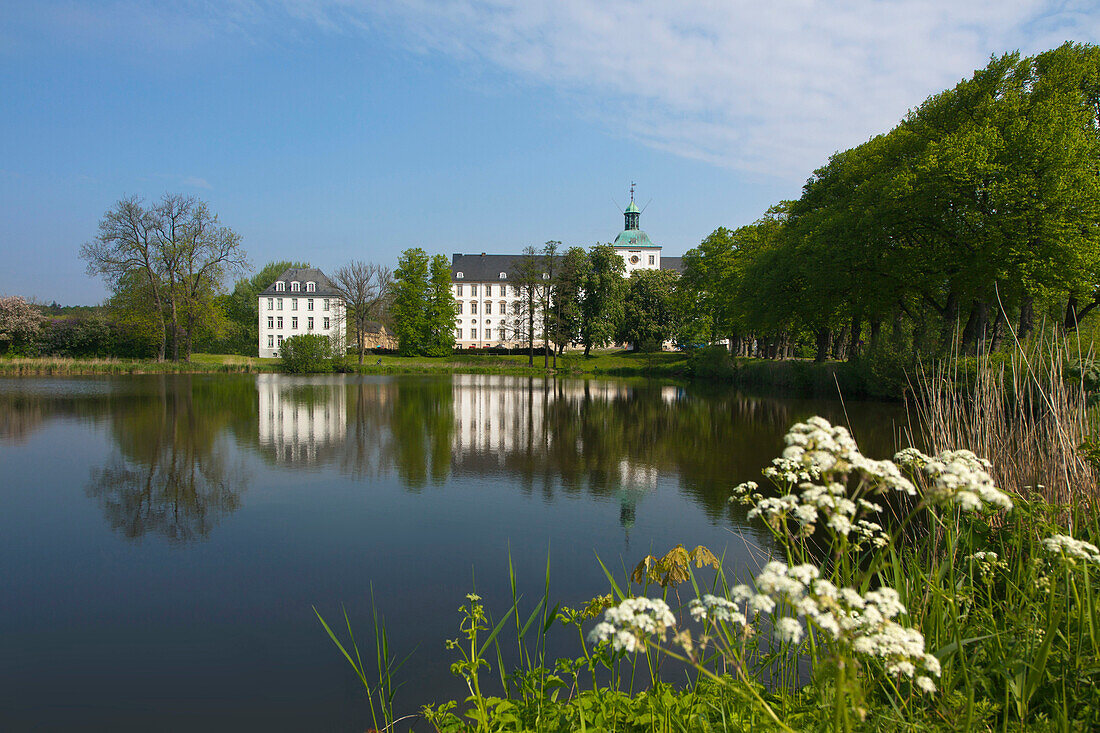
81;196;168;360
82;194;246;361
332;261;393;364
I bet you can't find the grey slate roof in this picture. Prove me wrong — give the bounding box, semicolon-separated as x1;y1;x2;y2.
451;253;543;282
452;252;685;280
258;267;342;297
660;256;684;274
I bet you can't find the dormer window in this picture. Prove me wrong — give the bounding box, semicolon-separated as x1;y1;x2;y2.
499;272;507;279
306;281;315;292
275;281;285;291
541;273;550;280
291;281;300;292
456;272;464;279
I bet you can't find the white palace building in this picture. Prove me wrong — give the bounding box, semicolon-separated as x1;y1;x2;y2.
450;188;682;349
257;267;346;358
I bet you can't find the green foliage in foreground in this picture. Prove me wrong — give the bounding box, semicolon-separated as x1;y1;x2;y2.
321;417;1100;732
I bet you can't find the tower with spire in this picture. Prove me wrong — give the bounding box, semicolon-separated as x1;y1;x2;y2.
613;183;661;274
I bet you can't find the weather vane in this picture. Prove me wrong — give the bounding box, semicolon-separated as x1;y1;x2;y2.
630;181;636;202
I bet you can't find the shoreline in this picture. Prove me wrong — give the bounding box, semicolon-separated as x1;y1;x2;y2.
0;352;905;399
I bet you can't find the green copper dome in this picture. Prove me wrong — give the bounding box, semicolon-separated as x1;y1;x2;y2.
625;199;640;214
613;229;659;248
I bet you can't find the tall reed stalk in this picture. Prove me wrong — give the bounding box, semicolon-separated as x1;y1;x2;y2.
908;334;1098;507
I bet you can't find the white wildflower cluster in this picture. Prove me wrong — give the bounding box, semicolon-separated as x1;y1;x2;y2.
751;561;940;693
1042;534;1100;565
966;550;1007;579
688;584;777;630
894;448;1012;512
742;417;906;545
587;597;677;653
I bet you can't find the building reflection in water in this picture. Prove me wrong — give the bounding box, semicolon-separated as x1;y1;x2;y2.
257;375;348;465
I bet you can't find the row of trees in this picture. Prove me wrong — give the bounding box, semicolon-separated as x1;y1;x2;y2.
674;42;1100;362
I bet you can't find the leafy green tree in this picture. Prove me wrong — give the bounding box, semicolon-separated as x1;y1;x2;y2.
390;248;431;356
580;244;626;356
621;269;679;351
550;246;588;354
426;254;457;356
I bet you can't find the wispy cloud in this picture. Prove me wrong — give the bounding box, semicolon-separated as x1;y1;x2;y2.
350;0;1090;176
17;1;1100;178
180;176;212;189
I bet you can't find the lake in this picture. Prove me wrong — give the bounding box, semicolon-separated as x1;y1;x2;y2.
0;374;906;731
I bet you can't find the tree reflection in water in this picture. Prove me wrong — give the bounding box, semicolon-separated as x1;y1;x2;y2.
86;376;251;542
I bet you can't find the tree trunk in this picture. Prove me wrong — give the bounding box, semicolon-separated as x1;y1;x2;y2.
814;328;831;363
960;301;980;355
832;326;849;361
1019;295;1034;341
1065;296;1080;332
869;318;882;351
846;315;862;362
988;307;1006;352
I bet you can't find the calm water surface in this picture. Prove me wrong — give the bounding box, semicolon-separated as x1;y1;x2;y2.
0;374;905;731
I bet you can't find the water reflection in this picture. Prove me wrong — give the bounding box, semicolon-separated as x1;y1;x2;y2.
89;377;252;542
257;375;347;465
0;374;906;544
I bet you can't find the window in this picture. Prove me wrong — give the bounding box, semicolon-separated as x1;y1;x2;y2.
471;301;477;314
308;317;314;330
485;328;492;341
277;317;283;329
499;272;507;279
649;255;655;265
291;299;298;311
471;328;477;340
267;335;274;348
267;298;273;309
512;286;520;297
267;316;274;329
291;281;300;292
323;299;330;311
471;285;478;296
499;301;506;314
456;284;463;296
277;298;283;310
456;271;464;279
486;285;493;297
307;299;314;311
457;302;463;314
323;317;331;329
276;281;285;291
485;302;492;314
277;335;284;346
456;328;463;339
306;281;315;292
291;317;298;329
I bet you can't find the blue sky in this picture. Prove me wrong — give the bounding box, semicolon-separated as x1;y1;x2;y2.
1;1;1096;304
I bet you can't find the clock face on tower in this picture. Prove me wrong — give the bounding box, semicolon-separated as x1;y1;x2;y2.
630;255;640;264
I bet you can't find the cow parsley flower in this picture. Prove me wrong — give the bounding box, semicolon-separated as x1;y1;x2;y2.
1042;534;1100;565
896;448;1012;512
588;597;676;653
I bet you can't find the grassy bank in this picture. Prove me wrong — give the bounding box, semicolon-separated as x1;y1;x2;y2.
0;350;910;399
0;354;280;375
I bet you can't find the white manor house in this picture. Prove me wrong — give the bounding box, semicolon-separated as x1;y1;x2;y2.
257;267;346;358
450;191;681;349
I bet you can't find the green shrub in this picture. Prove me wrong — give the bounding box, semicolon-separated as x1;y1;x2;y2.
280;334;334;373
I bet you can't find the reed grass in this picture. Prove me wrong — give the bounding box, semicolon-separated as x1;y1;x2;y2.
908;335;1099;507
0;356;277;375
